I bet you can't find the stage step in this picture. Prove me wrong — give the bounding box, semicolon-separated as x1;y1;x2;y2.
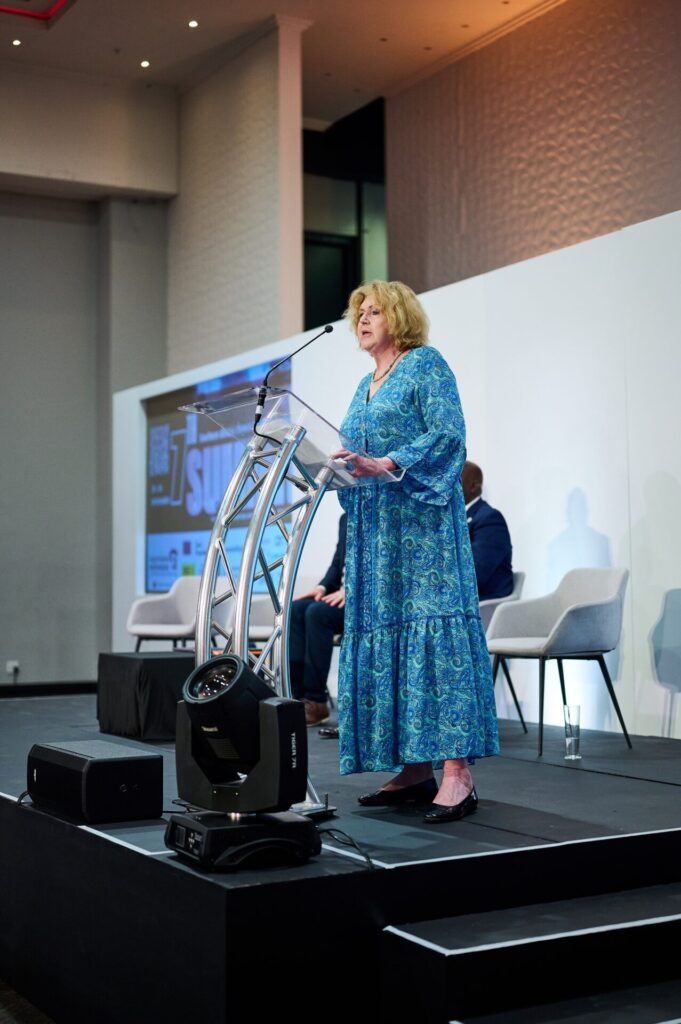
464;977;681;1023
381;881;681;1023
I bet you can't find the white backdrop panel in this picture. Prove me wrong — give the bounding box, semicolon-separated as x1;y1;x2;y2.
112;209;681;742
619;215;681;741
481;237;633;734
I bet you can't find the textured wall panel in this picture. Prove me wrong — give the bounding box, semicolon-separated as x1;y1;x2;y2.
388;0;681;291
168;32;280;373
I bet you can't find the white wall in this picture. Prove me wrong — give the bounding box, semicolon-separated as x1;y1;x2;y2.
113;208;681;740
167;19;306;373
0;65;177;197
435;212;681;742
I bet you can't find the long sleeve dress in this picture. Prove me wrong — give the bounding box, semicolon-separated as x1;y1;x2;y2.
337;345;499;775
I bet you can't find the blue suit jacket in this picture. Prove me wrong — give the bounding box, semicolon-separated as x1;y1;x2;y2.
467;498;513;601
318;513;347;593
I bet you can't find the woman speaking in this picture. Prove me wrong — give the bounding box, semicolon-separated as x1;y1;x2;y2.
334;280;498;823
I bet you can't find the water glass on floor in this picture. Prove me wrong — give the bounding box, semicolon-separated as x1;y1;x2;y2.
564;704;581;760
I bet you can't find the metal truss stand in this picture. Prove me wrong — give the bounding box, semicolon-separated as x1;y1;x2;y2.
194;425;333;816
187;385;401;819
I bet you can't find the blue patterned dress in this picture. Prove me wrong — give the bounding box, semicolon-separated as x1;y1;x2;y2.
337;345;499;775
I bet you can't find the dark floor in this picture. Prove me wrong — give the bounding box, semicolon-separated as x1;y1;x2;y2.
465;980;681;1024
2;692;681;870
3;694;681;1023
0;981;53;1024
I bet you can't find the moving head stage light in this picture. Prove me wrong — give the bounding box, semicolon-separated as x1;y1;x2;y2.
176;654;307;813
166;655;319;868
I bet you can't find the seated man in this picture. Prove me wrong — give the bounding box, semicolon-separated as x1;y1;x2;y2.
289;513;347;727
461;461;513;600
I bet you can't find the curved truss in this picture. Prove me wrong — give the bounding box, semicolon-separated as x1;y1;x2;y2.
194;423;333;814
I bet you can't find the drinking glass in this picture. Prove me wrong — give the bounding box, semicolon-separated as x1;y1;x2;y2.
564;704;581;760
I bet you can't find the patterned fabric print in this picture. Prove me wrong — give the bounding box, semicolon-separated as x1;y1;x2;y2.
337;346;499;775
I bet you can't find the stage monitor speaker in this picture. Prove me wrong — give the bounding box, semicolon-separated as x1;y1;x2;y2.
27;740;163;824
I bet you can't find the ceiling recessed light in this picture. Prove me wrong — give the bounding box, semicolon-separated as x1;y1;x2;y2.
188;20;198;28
12;39;21;47
140;60;150;68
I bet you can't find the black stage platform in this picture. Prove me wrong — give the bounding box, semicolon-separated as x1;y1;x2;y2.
2;694;681;1023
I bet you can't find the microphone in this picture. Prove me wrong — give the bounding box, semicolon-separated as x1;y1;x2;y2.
254;324;334;427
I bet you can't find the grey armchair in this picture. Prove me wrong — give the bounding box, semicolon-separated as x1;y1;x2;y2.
479;571;526;632
127;575;202;651
127;576;233;652
486;568;631;755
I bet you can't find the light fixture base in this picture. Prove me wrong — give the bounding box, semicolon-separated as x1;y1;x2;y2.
164;809;321;870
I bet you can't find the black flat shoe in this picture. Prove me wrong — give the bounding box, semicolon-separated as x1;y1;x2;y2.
358;777;437;807
422;787;478;824
318;726;339;739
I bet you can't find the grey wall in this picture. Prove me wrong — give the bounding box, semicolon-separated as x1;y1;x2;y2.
0;192;168;683
304;174;388;283
0;193;99;682
96;199;168;654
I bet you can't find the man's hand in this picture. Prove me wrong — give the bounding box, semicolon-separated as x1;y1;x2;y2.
322;587;345;609
297;585;327;602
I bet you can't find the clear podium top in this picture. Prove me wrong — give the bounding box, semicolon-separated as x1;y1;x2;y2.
182;385;288;416
180;386;404;491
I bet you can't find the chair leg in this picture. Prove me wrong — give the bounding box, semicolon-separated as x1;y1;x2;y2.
492;653;500;682
557;658;567;708
597;654;632;749
500;658;528;733
135;637;142;653
538;658;546;756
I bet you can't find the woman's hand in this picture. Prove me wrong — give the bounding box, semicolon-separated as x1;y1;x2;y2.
332;449;397;478
322;587;345;609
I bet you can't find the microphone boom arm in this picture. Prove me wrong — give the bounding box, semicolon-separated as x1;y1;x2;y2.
254;324;334;427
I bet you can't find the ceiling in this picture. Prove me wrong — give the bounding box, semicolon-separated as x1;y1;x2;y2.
0;0;569;125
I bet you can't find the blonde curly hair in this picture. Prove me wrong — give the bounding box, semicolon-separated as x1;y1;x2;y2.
345;280;429;352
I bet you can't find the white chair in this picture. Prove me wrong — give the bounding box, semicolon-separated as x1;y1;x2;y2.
127;579;314;669
480;571;527;730
487;567;631;755
128;576;249;654
479;571;526;632
126;575;202;651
